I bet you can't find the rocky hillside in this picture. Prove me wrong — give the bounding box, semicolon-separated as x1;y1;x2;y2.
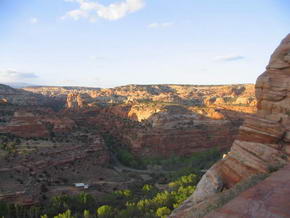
0;83;257;157
23;84;255;109
205;164;290;218
0;109;75;138
0;84;46;106
0;78;258;206
0;134;111;205
19;84;256;157
170;34;290;217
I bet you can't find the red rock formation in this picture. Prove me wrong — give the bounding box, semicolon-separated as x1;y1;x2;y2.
96;101;255;157
0;111;50;138
205;164;290;218
26;84;255;109
21;83;256;157
170;34;290;217
125;126;236;157
0;135;110;204
66;93;88;109
0;110;75;138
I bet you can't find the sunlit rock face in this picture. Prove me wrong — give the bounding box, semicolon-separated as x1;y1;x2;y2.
25;84;256;110
77;85;256;157
170;34;290;217
24;83;256;157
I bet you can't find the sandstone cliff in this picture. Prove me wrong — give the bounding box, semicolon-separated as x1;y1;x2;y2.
170;34;290;217
23;84;256;110
205;164;290;218
0;109;75;138
21;84;256;157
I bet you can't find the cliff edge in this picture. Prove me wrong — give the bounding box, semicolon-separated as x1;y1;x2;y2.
170;34;290;217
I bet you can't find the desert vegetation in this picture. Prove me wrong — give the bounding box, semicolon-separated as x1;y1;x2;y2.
0;148;222;218
0;173;197;217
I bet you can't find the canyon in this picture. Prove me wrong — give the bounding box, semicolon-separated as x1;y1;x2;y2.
170;34;290;218
23;84;256;156
0;82;256;205
1;33;289;216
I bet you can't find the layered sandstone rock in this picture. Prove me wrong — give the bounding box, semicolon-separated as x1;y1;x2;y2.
25;84;255;109
205;164;290;218
123;105;247;157
0;135;110;205
67;93;87;109
21;83;256;156
0;111;50;138
0;110;75;138
63;89;254;157
79;102;254;157
170;34;290;217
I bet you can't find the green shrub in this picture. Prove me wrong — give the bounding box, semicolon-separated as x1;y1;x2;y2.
83;209;91;218
142;184;153;192
156;207;171;218
97;205;114;218
169;174;198;189
53;209;75;218
0;147;223;218
115;189;132;197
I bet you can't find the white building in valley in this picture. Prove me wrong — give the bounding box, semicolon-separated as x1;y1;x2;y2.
74;183;89;189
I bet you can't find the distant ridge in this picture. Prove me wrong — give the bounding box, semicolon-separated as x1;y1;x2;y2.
23;83;254;90
4;82;40;89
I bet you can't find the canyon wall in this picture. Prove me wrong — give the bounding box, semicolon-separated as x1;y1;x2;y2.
1;81;256;158
170;34;290;217
23;84;256;109
21;84;256;157
0;109;75;138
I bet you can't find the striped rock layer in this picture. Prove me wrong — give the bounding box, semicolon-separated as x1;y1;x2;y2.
171;34;290;217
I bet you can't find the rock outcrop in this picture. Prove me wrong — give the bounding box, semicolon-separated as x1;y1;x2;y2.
170;34;290;217
122;105;250;157
2;81;256;158
20;84;256;157
205;164;290;218
0;110;75;138
24;84;256;109
0;135;110;205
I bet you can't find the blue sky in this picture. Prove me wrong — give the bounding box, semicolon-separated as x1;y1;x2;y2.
0;0;289;87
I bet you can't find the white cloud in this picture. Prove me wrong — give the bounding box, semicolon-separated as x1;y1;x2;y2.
147;22;174;29
62;0;145;21
29;17;38;24
0;69;38;83
63;9;89;20
213;55;245;62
